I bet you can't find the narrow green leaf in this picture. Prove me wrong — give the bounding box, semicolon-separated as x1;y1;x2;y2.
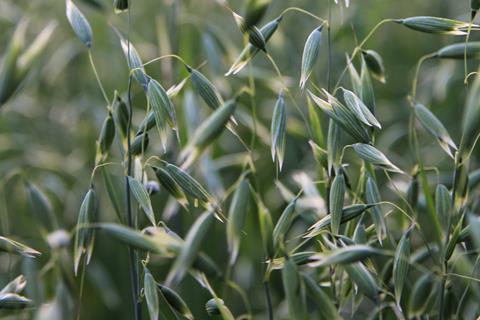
408;273;436;316
96;223;177;255
302;274;340;319
282;258;306;320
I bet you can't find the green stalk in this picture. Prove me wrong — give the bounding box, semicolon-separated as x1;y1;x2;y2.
126;75;142;320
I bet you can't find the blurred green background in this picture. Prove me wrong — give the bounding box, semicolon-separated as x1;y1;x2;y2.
0;0;477;319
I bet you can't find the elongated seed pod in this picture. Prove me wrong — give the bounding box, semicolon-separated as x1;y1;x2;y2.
113;0;128;13
272;198;298;251
99;112;115;156
244;0;271;31
345;262;379;301
143;267;159;320
395;16;478;35
393;226;412;305
0;20;27;106
300;26;323;90
158;285;193;320
154;167;189;209
130;133;149;156
187;67;223;111
227;179;250;264
66;0;93;48
435;42;480;59
472;0;480;19
166;211;215;284
361;50;385;83
435;184;451;230
258;199;274;258
271;91;286;170
329;169;345;235
74;188;97;275
365;175;386;242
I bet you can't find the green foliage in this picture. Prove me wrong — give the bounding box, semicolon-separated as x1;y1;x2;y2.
2;1;480;319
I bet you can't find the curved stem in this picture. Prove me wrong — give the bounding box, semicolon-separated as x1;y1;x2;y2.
89;162;120;185
464;20;474;84
333;18;394;92
411;53;436;100
281;7;327;24
142;54;187;68
265;53;313;139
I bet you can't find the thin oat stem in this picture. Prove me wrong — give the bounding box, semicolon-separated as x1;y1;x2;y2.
464;20;475;84
89;162;120;184
142;54;187;68
333;18;394;93
263;280;273;320
447;272;480;283
327;0;333;92
265;53;313;139
411;53;436;100
281;7;327;24
465;71;480;83
88;50;111;108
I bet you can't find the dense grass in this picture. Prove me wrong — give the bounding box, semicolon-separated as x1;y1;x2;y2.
1;0;480;319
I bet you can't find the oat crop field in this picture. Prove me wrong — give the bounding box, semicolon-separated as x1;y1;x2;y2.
1;0;480;319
